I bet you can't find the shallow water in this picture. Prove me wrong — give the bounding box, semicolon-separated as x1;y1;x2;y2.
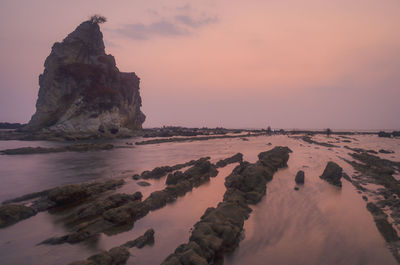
0;134;399;264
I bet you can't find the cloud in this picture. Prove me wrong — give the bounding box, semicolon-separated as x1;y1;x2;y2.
113;9;218;40
175;15;218;28
115;20;189;40
177;3;191;11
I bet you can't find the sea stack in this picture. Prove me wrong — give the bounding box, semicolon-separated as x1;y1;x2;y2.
25;17;145;137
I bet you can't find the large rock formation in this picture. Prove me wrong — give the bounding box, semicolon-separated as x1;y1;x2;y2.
26;19;145;137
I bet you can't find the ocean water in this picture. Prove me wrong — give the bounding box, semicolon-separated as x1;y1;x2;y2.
0;134;399;265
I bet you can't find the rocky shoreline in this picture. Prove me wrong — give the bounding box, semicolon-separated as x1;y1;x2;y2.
0;143;115;155
343;150;400;262
161;146;292;265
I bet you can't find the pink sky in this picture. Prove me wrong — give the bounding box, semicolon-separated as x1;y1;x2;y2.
0;0;399;129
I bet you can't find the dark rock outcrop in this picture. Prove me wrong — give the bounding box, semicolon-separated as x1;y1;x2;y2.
133;157;211;180
295;170;305;184
1;179;125;227
25;19;145;137
70;246;130;265
0;204;37;228
41;161;218;245
0;122;24;129
301;136;339;148
71;229;154;265
378;131;392;138
122;229;155;248
366;203;399;243
161;146;292;265
379;149;394;154
1;143;113;155
320;162;343;187
215;153;243;168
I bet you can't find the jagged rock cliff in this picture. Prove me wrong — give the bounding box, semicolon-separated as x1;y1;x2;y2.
26;20;145;137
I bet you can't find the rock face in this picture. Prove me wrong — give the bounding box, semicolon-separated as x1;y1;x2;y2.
25;20;145;136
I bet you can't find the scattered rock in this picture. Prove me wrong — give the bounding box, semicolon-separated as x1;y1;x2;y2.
0;204;37;228
122;229;155;248
379;149;394;154
320;162;343;187
295;170;305;184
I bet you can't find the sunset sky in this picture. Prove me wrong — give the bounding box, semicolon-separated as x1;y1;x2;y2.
1;0;399;129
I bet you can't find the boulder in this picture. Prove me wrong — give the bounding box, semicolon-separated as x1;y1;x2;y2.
320;162;343;187
295;170;305;184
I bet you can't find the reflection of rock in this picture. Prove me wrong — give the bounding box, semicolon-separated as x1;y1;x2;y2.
0;204;36;228
320;162;343;187
295;170;305;184
69;246;130;265
25;19;145;138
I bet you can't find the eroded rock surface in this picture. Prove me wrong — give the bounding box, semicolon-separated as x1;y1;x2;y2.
161;146;291;265
1;179;125;227
24;19;145;138
133;157;211;180
41;160;218;245
344;151;400;262
0;204;37;228
215;153;243;168
70;246;130;265
122;228;155;248
0;143;114;155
